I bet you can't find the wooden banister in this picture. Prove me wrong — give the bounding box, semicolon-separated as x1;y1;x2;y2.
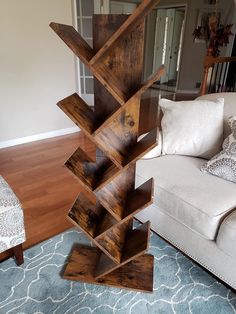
201;55;236;95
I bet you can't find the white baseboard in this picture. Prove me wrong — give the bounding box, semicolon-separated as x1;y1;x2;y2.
0;126;80;149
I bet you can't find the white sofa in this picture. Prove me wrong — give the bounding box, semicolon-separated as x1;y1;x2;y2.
136;92;236;290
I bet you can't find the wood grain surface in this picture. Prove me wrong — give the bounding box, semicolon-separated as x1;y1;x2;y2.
63;244;154;292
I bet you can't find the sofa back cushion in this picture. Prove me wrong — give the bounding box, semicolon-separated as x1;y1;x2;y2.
197;92;236;138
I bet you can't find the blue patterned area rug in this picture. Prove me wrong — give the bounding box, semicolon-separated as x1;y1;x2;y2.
0;227;236;314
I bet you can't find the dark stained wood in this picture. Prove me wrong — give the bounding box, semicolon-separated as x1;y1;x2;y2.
96;172;153;221
0;98;184;264
94;99;140;166
92;15;128;116
51;1;163;292
57;93;97;134
12;244;24;266
132;65;165;99
68;192;117;238
93;64;164;138
139;97;160;136
92;63;128;106
95;221;150;278
49;22;130;107
95;124;158;168
63;245;154;292
67;196;130;264
65;147;119;192
50;23;94;66
92;14;145;107
57;96;123;169
94;17;145;100
125;178;154;218
94;15;126;111
96;211;118;236
89;0;160;66
93;14;144;122
67;193;151;266
96;219;133;264
124;127;158;166
95;254;154;292
96;166;135;220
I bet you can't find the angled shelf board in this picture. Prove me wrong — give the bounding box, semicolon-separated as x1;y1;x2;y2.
63;245;154;292
92;64;165;137
65;147;120;192
96;171;154;221
95;124;158;168
68;193;117;238
50;22;128;106
57;94;124;168
49;22;94;66
94;221;151;278
57;93;98;135
89;0;160;66
68;193;150;265
51;0;162;292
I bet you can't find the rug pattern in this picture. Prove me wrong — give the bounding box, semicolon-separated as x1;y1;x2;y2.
0;228;236;314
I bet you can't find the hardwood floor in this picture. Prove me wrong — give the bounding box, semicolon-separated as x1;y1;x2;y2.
0;132;93;262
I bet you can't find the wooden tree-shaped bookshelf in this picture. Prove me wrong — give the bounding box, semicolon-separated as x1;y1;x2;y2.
50;0;164;292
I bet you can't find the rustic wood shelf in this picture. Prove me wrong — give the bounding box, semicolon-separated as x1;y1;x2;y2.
90;64;165;138
95;221;150;278
50;24;164;108
51;0;162;292
50;23;94;66
68;194;131;263
57;93;98;135
95;125;158;167
65;147;119;192
96;177;154;221
68;194;150;265
64;245;154;292
68;193;117;238
91;63;128;105
89;0;160;66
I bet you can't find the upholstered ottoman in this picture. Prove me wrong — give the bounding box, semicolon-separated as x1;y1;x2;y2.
0;176;26;265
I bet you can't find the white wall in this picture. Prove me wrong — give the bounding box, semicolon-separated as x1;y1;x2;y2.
0;0;77;143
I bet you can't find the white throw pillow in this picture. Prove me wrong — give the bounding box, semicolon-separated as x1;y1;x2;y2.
141;131;162;159
201;116;236;183
160;98;224;159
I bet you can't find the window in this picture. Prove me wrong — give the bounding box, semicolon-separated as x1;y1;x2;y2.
76;0;94;97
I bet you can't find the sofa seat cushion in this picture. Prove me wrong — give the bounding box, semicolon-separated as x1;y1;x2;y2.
136;155;236;240
217;211;236;259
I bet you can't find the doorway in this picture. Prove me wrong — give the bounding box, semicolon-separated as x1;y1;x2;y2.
152;6;186;91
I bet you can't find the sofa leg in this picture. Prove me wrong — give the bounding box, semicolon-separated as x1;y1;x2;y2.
12;244;24;265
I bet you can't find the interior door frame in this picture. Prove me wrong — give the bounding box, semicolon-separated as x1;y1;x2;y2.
153;2;188;91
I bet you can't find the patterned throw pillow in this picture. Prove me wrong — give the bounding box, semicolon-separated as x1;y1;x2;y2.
201;116;236;183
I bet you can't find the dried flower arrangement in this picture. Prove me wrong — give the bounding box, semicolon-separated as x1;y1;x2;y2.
193;13;233;57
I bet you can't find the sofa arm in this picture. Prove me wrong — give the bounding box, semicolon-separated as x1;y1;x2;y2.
216;210;236;259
